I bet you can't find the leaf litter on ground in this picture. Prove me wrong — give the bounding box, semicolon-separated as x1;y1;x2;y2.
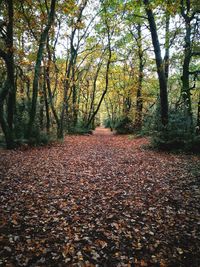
0;130;200;266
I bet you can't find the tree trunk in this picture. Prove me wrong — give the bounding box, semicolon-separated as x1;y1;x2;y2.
59;31;76;134
196;94;200;135
43;75;50;134
87;55;104;125
72;67;78;127
0;103;14;149
135;23;144;131
181;21;193;128
27;0;56;138
0;0;15;148
86;11;112;128
86;51;111;128
7;0;15;132
181;0;193;129
70;37;78;128
164;7;170;85
143;0;168;126
45;66;61;138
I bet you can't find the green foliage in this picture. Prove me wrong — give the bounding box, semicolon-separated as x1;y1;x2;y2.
67;120;93;135
103;118;115;130
151;109;199;151
14;101;29;139
28;127;50;146
104;116;135;134
185;135;200;153
114;116;133;134
68;126;92;135
13;101;51;146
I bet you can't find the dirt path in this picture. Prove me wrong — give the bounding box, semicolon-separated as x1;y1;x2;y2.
92;127;113;135
0;134;199;266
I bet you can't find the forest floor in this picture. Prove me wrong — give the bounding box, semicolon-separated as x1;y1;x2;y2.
0;128;200;267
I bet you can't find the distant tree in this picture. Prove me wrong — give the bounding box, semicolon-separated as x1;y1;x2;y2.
86;0;113;128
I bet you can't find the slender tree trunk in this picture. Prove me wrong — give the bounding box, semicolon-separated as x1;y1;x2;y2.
86;46;112;128
164;7;170;86
43;75;50;134
39;78;44;130
135;23;144;130
143;0;168;126
69;35;78;127
7;0;15;131
86;9;112;128
72;63;78;127
70;43;78;128
27;0;56;138
196;94;200;135
39;96;44;130
45;67;61;138
104;99;113;130
181;18;193;129
87;56;104;124
45;38;62;137
59;33;76;135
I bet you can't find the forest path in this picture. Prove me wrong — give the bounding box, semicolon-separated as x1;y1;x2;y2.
0;135;200;266
92;126;113;135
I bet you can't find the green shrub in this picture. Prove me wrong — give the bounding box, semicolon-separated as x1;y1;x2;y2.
114;116;133;134
103;118;115;130
151;109;198;151
186;135;200;153
68;126;92;135
27;126;50;146
152;129;185;150
14;101;29;139
67;118;93;135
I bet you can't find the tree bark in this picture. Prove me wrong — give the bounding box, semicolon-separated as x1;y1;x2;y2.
180;0;193;129
143;0;168;126
196;94;200;135
164;7;170;85
0;0;15;148
181;20;193;126
135;23;144;130
45;66;61;138
43;75;50;134
27;0;56;138
6;0;15;131
72;47;78;127
87;55;104;125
